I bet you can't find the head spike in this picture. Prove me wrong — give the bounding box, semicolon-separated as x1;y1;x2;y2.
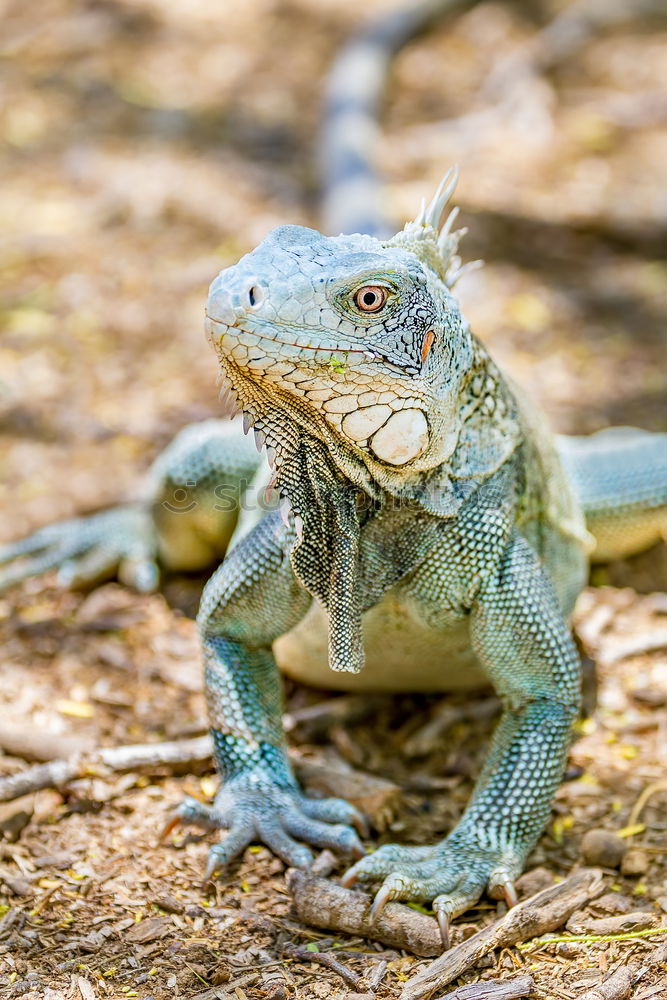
386;165;472;288
446;258;483;287
440;206;459;241
424;166;459;230
413;196;427;228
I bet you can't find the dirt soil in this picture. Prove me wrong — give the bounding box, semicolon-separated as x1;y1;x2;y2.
1;1;667;998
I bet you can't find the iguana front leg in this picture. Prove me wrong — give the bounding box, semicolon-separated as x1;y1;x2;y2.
343;532;580;944
0;419;263;593
170;510;366;874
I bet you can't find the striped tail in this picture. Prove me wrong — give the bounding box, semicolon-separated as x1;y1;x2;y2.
556;428;667;562
319;0;474;237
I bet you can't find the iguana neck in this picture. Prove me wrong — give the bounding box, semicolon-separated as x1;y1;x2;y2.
216;337;523;675
219;334;521;516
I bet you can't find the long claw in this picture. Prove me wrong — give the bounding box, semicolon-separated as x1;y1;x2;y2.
341;861;362;888
204;851;221;881
502;881;518;909
350;838;366;860
435;907;450;951
369;884;392;922
351;812;370;839
159;813;182;842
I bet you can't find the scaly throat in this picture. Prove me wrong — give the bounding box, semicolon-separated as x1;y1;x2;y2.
215;341;524;674
216;352;442;673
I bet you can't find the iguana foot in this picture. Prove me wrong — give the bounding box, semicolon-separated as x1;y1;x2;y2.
342;832;521;948
165;777;367;877
0;505;158;593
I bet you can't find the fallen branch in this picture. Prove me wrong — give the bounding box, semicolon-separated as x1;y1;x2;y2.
292;753;401;830
0;736;213;802
0;735;398;832
286;869;442;958
0;721;91;763
440;977;534;1000
400;868;605;999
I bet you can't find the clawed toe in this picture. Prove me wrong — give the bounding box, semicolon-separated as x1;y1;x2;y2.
159;813;182;842
502;880;518;909
339;835;521;944
434;904;450;950
341;859;363;888
369;882;395;921
161;796;227;840
204;825;254;877
166;783;366;882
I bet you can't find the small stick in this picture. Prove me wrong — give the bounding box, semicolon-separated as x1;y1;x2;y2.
404;698;500;758
578;966;635;1000
0;721;90;763
367;960;388;991
440;976;534;1000
400;869;605;999
287;869;442;957
628;779;667;828
0;733;396;828
282;942;361;989
283;695;385;741
0;735;213;802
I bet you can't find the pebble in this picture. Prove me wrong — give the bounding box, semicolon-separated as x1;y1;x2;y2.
580;828;626;868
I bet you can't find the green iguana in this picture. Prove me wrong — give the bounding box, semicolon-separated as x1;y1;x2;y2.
1;1;666;950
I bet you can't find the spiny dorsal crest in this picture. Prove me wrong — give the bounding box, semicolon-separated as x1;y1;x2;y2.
387;167;481;287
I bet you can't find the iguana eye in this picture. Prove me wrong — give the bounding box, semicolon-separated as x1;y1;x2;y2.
354;285;388;312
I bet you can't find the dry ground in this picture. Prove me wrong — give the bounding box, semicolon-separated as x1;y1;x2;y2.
1;1;667;997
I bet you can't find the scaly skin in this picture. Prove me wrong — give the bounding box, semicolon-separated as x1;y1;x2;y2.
1;179;666;946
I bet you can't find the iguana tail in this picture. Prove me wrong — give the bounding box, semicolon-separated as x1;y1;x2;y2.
556;428;667;562
319;0;474;237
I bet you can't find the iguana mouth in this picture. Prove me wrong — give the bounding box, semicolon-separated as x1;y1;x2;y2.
205;315;421;378
205;315;376;359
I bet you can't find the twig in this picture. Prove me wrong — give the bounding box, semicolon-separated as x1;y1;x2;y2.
0;736;213;802
440;977;534;1000
0;734;400;837
282;942;361;989
400;869;605;999
520;926;667;950
0;722;90;763
628;780;667;828
283;695;385;742
287;869;442;957
189;972;260;1000
404;698;499;758
602;630;667;666
367;960;388;991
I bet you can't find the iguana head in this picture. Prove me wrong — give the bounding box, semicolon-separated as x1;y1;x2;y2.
205;169;494;494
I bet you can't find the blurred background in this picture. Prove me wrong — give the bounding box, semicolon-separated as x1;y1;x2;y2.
0;9;666;990
1;0;666;541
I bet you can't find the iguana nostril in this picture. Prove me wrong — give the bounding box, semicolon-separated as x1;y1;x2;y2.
206;285;237;326
248;285;264;308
